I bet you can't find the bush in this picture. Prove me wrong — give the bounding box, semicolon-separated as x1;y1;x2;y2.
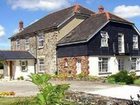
76;72;87;80
107;70;134;84
106;75;116;84
29;74;70;105
134;78;140;85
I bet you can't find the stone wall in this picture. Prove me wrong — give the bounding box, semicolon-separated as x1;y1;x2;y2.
57;56;89;76
65;91;139;105
10;17;84;74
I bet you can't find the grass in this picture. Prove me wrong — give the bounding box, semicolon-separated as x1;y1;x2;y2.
134;78;140;86
0;97;76;105
0;97;37;105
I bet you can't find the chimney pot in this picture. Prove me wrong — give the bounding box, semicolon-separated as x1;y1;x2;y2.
98;5;104;13
19;20;24;31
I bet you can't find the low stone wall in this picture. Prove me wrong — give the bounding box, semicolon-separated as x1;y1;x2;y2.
65;91;139;105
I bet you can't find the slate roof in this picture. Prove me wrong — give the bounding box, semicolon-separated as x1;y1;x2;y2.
0;51;35;60
10;5;94;39
57;12;133;46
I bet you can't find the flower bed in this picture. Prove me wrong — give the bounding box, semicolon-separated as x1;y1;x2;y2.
0;92;15;96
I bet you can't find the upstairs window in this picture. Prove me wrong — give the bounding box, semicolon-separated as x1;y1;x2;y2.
20;61;28;72
16;39;20;50
99;58;109;73
118;33;125;53
133;35;138;50
38;33;45;48
101;31;109;47
38;58;45;72
25;37;29;50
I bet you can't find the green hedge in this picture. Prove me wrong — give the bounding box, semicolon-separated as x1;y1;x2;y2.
107;70;134;85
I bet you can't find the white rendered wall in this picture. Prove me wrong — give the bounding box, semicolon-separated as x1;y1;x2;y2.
14;60;35;80
89;56;119;76
89;56;140;76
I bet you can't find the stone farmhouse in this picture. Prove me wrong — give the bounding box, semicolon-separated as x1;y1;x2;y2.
1;5;140;80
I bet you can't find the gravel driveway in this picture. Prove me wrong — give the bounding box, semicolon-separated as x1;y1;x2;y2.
0;80;118;97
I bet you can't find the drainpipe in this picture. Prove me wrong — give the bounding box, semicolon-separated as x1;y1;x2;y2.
35;32;38;74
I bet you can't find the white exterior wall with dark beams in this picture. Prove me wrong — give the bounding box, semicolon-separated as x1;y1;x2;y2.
88;56;140;76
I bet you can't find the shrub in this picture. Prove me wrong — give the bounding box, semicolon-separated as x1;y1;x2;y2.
129;71;137;79
17;76;24;80
107;70;134;84
134;78;140;86
29;73;70;105
106;75;116;84
76;72;87;80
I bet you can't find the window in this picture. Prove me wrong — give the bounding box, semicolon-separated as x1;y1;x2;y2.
118;59;124;70
99;58;108;73
25;37;29;50
38;33;45;48
16;39;20;49
101;31;109;47
131;58;137;70
38;58;45;72
133;35;138;49
20;61;28;72
118;33;125;53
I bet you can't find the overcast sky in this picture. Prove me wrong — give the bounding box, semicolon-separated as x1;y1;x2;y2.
0;0;140;49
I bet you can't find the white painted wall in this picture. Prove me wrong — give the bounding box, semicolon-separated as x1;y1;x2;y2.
88;56;140;76
89;56;119;76
14;60;35;80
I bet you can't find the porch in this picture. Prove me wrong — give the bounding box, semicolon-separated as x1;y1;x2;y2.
0;51;36;80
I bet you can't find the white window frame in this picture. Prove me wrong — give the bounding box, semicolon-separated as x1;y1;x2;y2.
38;33;45;48
25;37;30;50
98;58;109;73
20;60;28;72
38;58;45;72
118;33;125;53
101;31;109;47
16;39;20;50
133;35;138;50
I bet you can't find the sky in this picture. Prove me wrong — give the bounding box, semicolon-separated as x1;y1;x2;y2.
0;0;140;50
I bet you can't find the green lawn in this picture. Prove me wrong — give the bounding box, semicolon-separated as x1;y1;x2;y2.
0;97;76;105
0;97;36;105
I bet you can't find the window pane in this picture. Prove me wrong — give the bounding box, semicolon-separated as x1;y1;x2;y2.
99;58;108;73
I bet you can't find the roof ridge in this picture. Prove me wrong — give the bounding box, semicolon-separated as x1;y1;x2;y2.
105;12;110;20
107;12;133;24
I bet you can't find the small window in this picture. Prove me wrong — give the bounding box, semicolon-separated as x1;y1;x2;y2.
131;58;137;70
133;35;138;49
38;33;45;48
25;37;29;50
99;58;108;73
38;58;45;72
20;61;28;72
101;31;109;47
16;39;20;50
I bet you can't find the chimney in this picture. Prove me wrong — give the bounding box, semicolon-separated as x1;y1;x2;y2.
98;5;104;13
19;20;24;31
74;4;80;13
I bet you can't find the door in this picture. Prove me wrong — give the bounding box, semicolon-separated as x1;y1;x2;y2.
9;61;13;80
118;58;124;70
76;59;82;74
